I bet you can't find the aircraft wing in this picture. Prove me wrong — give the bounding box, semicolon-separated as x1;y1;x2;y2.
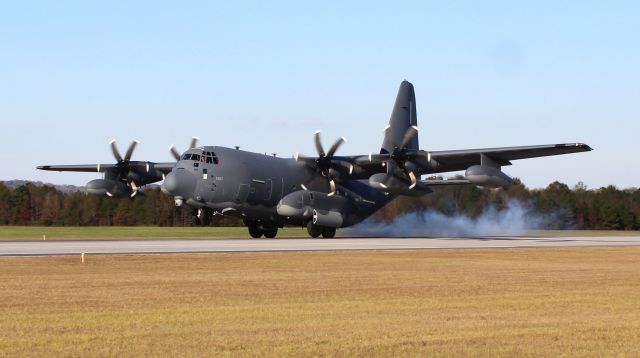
37;162;175;173
428;143;592;173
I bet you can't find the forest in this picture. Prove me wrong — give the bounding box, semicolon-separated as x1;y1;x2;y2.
0;180;638;230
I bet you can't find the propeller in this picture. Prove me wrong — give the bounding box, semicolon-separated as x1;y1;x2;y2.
169;137;200;160
297;131;347;196
108;139;142;197
388;125;421;189
363;125;424;190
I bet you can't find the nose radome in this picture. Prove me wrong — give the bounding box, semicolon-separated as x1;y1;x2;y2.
161;169;197;198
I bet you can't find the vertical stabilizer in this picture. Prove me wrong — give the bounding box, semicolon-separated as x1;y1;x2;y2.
381;81;418;154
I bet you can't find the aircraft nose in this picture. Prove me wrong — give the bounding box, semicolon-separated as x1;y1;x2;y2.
162;169;197;198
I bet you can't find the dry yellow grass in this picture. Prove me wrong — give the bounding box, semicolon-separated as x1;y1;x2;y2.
1;248;640;357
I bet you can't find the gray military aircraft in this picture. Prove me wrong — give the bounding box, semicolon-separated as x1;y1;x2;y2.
38;81;592;238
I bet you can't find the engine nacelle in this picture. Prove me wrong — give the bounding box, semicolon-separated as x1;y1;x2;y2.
465;165;513;188
277;190;314;219
368;173;432;196
312;209;343;228
86;179;132;198
277;190;348;219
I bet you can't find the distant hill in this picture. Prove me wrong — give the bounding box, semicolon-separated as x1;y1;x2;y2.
1;180;161;194
2;180;86;194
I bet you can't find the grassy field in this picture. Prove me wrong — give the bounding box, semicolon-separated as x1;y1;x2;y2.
0;226;308;240
1;226;639;241
1;248;640;356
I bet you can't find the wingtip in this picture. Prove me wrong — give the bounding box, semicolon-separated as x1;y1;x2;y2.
577;143;593;151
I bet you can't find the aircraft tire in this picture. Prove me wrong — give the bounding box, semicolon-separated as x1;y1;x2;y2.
306;221;321;238
263;228;278;238
248;225;263;238
322;227;336;238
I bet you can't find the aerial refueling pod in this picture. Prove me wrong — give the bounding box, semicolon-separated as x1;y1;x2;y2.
464;154;514;188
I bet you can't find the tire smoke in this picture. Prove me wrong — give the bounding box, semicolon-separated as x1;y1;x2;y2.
344;200;556;237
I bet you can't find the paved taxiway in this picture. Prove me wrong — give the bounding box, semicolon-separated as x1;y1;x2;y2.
2;236;640;256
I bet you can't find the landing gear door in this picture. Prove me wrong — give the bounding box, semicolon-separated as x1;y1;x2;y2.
234;184;250;203
263;179;273;201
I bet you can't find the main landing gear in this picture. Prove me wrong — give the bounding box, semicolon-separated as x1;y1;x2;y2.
246;222;279;239
306;221;336;239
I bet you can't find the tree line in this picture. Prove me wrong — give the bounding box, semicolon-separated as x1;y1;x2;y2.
0;180;638;230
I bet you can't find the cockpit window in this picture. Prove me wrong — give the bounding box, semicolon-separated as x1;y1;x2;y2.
201;151;219;165
183;151;219;164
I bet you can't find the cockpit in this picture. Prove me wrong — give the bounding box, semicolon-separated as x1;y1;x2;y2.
181;151;219;164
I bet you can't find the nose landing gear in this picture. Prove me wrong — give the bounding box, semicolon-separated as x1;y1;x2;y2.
190;208;213;226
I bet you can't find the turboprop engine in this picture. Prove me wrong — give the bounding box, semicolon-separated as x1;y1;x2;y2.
277;190;347;228
86;179;133;198
368;172;432;196
464;154;514;188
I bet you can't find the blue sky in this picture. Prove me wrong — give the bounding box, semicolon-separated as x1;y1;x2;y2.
1;1;638;189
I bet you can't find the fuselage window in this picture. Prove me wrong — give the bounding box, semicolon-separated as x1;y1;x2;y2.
192;154;201;162
181;153;191;160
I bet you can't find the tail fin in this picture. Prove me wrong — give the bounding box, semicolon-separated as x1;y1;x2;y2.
381;80;418;154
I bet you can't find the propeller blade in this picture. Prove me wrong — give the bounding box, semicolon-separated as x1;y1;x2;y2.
399;126;419;149
130;181;138;198
124;140;140;162
408;171;417;189
169;145;181;160
328;179;336;196
110;139;123;162
314;130;325;157
326;137;346;157
189;136;199;149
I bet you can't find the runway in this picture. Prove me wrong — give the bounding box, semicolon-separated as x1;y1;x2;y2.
2;236;640;256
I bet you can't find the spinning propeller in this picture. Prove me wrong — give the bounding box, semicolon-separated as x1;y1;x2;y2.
296;131;348;196
108;139;143;197
357;125;429;190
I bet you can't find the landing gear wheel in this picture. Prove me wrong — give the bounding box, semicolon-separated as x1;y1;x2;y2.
248;225;262;238
263;228;278;238
322;227;336;238
306;221;321;238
